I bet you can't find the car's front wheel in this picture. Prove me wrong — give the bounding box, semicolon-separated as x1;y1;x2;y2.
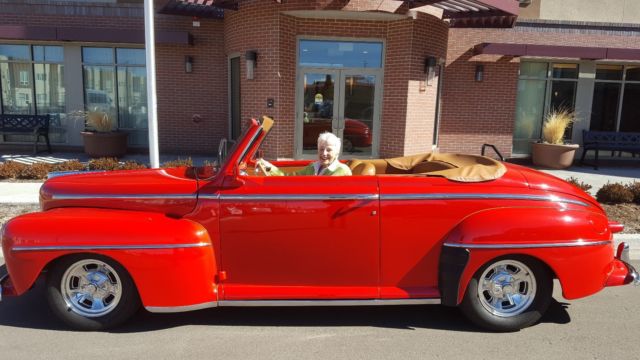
460;256;552;332
46;254;141;330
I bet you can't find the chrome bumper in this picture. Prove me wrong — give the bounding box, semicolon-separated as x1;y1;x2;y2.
617;242;640;286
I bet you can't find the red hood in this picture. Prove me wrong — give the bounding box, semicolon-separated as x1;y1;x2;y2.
40;167;199;216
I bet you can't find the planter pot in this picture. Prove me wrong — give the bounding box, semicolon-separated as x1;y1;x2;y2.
531;142;579;169
81;131;128;158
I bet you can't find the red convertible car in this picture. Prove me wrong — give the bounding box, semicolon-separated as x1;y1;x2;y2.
1;117;637;331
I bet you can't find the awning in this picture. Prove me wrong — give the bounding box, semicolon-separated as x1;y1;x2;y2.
0;25;192;44
160;0;519;28
474;42;640;61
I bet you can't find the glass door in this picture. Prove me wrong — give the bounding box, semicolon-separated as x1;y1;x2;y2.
298;70;379;158
300;71;339;157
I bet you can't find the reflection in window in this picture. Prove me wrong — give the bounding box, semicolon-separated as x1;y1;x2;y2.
590;64;640;133
512;62;578;155
0;44;65;143
299;40;383;68
82;47;148;146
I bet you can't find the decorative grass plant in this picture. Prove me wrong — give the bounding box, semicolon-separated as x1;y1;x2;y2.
541;108;578;145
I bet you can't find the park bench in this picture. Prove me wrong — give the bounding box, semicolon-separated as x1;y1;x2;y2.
580;130;640;170
0;114;52;154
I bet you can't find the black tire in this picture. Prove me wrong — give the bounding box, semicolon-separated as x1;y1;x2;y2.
46;254;141;331
460;256;553;332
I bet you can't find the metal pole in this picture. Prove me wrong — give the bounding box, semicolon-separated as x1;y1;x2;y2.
144;0;160;168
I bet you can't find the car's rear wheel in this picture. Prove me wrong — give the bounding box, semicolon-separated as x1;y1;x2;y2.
460;256;552;332
46;254;140;330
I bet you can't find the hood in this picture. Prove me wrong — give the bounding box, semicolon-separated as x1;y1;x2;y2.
40;167;199;217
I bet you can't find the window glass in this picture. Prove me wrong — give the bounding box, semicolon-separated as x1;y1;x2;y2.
34;63;66;115
596;64;623;81
620;83;640;132
513;79;546;154
590;82;621;131
0;62;34;114
116;48;145;65
117;66;148;145
625;66;640;81
33;46;64;62
83;47;114;65
552;63;578;79
299;40;383;68
0;45;30;61
83;66;116;120
519;62;547;78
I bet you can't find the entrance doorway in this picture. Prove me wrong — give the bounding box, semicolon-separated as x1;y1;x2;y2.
295;40;383;159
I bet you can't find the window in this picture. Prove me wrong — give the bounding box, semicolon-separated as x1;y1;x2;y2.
0;44;66;143
591;64;640;133
299;40;383;68
82;47;147;146
513;62;579;155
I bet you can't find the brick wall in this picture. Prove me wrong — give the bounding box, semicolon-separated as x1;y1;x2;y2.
224;0;448;159
440;23;640;158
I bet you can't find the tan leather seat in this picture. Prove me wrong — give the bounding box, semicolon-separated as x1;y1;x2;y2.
351;162;376;176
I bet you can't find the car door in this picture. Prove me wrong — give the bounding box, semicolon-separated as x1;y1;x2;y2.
217;174;380;301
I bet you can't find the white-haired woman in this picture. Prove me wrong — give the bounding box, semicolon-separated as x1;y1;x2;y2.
258;132;352;176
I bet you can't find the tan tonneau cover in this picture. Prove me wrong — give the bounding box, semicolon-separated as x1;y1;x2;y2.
378;153;506;182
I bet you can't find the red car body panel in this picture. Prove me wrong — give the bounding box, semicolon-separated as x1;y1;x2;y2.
0;118;636;317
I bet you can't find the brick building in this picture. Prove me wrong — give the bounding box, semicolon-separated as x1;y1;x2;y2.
1;0;638;160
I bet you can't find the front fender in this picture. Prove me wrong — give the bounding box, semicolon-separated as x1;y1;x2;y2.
2;208;217;308
440;206;614;305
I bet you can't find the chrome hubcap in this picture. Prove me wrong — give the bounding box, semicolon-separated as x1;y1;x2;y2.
477;260;536;317
61;259;122;317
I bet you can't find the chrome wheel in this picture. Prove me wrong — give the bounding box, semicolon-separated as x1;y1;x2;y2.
60;259;122;318
477;259;536;317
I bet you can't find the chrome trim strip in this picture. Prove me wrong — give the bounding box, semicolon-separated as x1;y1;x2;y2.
443;240;611;249
51;194;196;200
145;301;218;313
11;242;210;252
380;193;589;207
218;299;441;307
219;194;379;201
199;194;221;200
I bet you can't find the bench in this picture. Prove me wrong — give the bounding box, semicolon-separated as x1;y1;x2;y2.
580;130;640;169
0;114;51;154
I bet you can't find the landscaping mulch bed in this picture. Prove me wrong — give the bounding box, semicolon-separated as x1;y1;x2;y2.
1;203;639;234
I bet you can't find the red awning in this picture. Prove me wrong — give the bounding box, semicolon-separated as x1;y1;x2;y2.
474;42;640;61
160;0;519;27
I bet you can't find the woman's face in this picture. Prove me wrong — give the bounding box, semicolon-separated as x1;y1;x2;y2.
317;141;338;168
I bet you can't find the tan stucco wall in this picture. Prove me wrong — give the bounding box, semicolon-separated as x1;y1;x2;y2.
538;0;640;23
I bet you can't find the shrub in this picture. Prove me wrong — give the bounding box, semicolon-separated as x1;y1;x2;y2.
162;158;193;168
88;157;121;171
17;162;52;179
120;161;147;170
626;182;640;204
565;177;592;192
0;161;27;179
596;183;634;204
52;160;86;172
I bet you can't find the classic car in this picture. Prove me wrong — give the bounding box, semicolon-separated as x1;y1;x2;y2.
1;116;637;332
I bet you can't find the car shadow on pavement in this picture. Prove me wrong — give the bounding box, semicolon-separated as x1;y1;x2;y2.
0;265;572;333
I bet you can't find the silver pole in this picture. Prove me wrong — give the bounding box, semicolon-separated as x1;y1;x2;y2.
144;0;160;168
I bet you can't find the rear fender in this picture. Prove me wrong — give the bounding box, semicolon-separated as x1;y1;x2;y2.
2;208;217;308
440;207;614;305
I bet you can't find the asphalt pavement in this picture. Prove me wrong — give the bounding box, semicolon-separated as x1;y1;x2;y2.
0;263;638;360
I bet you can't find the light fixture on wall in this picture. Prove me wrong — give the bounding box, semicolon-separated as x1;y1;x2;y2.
475;64;484;82
425;56;437;86
246;50;257;80
185;56;194;73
